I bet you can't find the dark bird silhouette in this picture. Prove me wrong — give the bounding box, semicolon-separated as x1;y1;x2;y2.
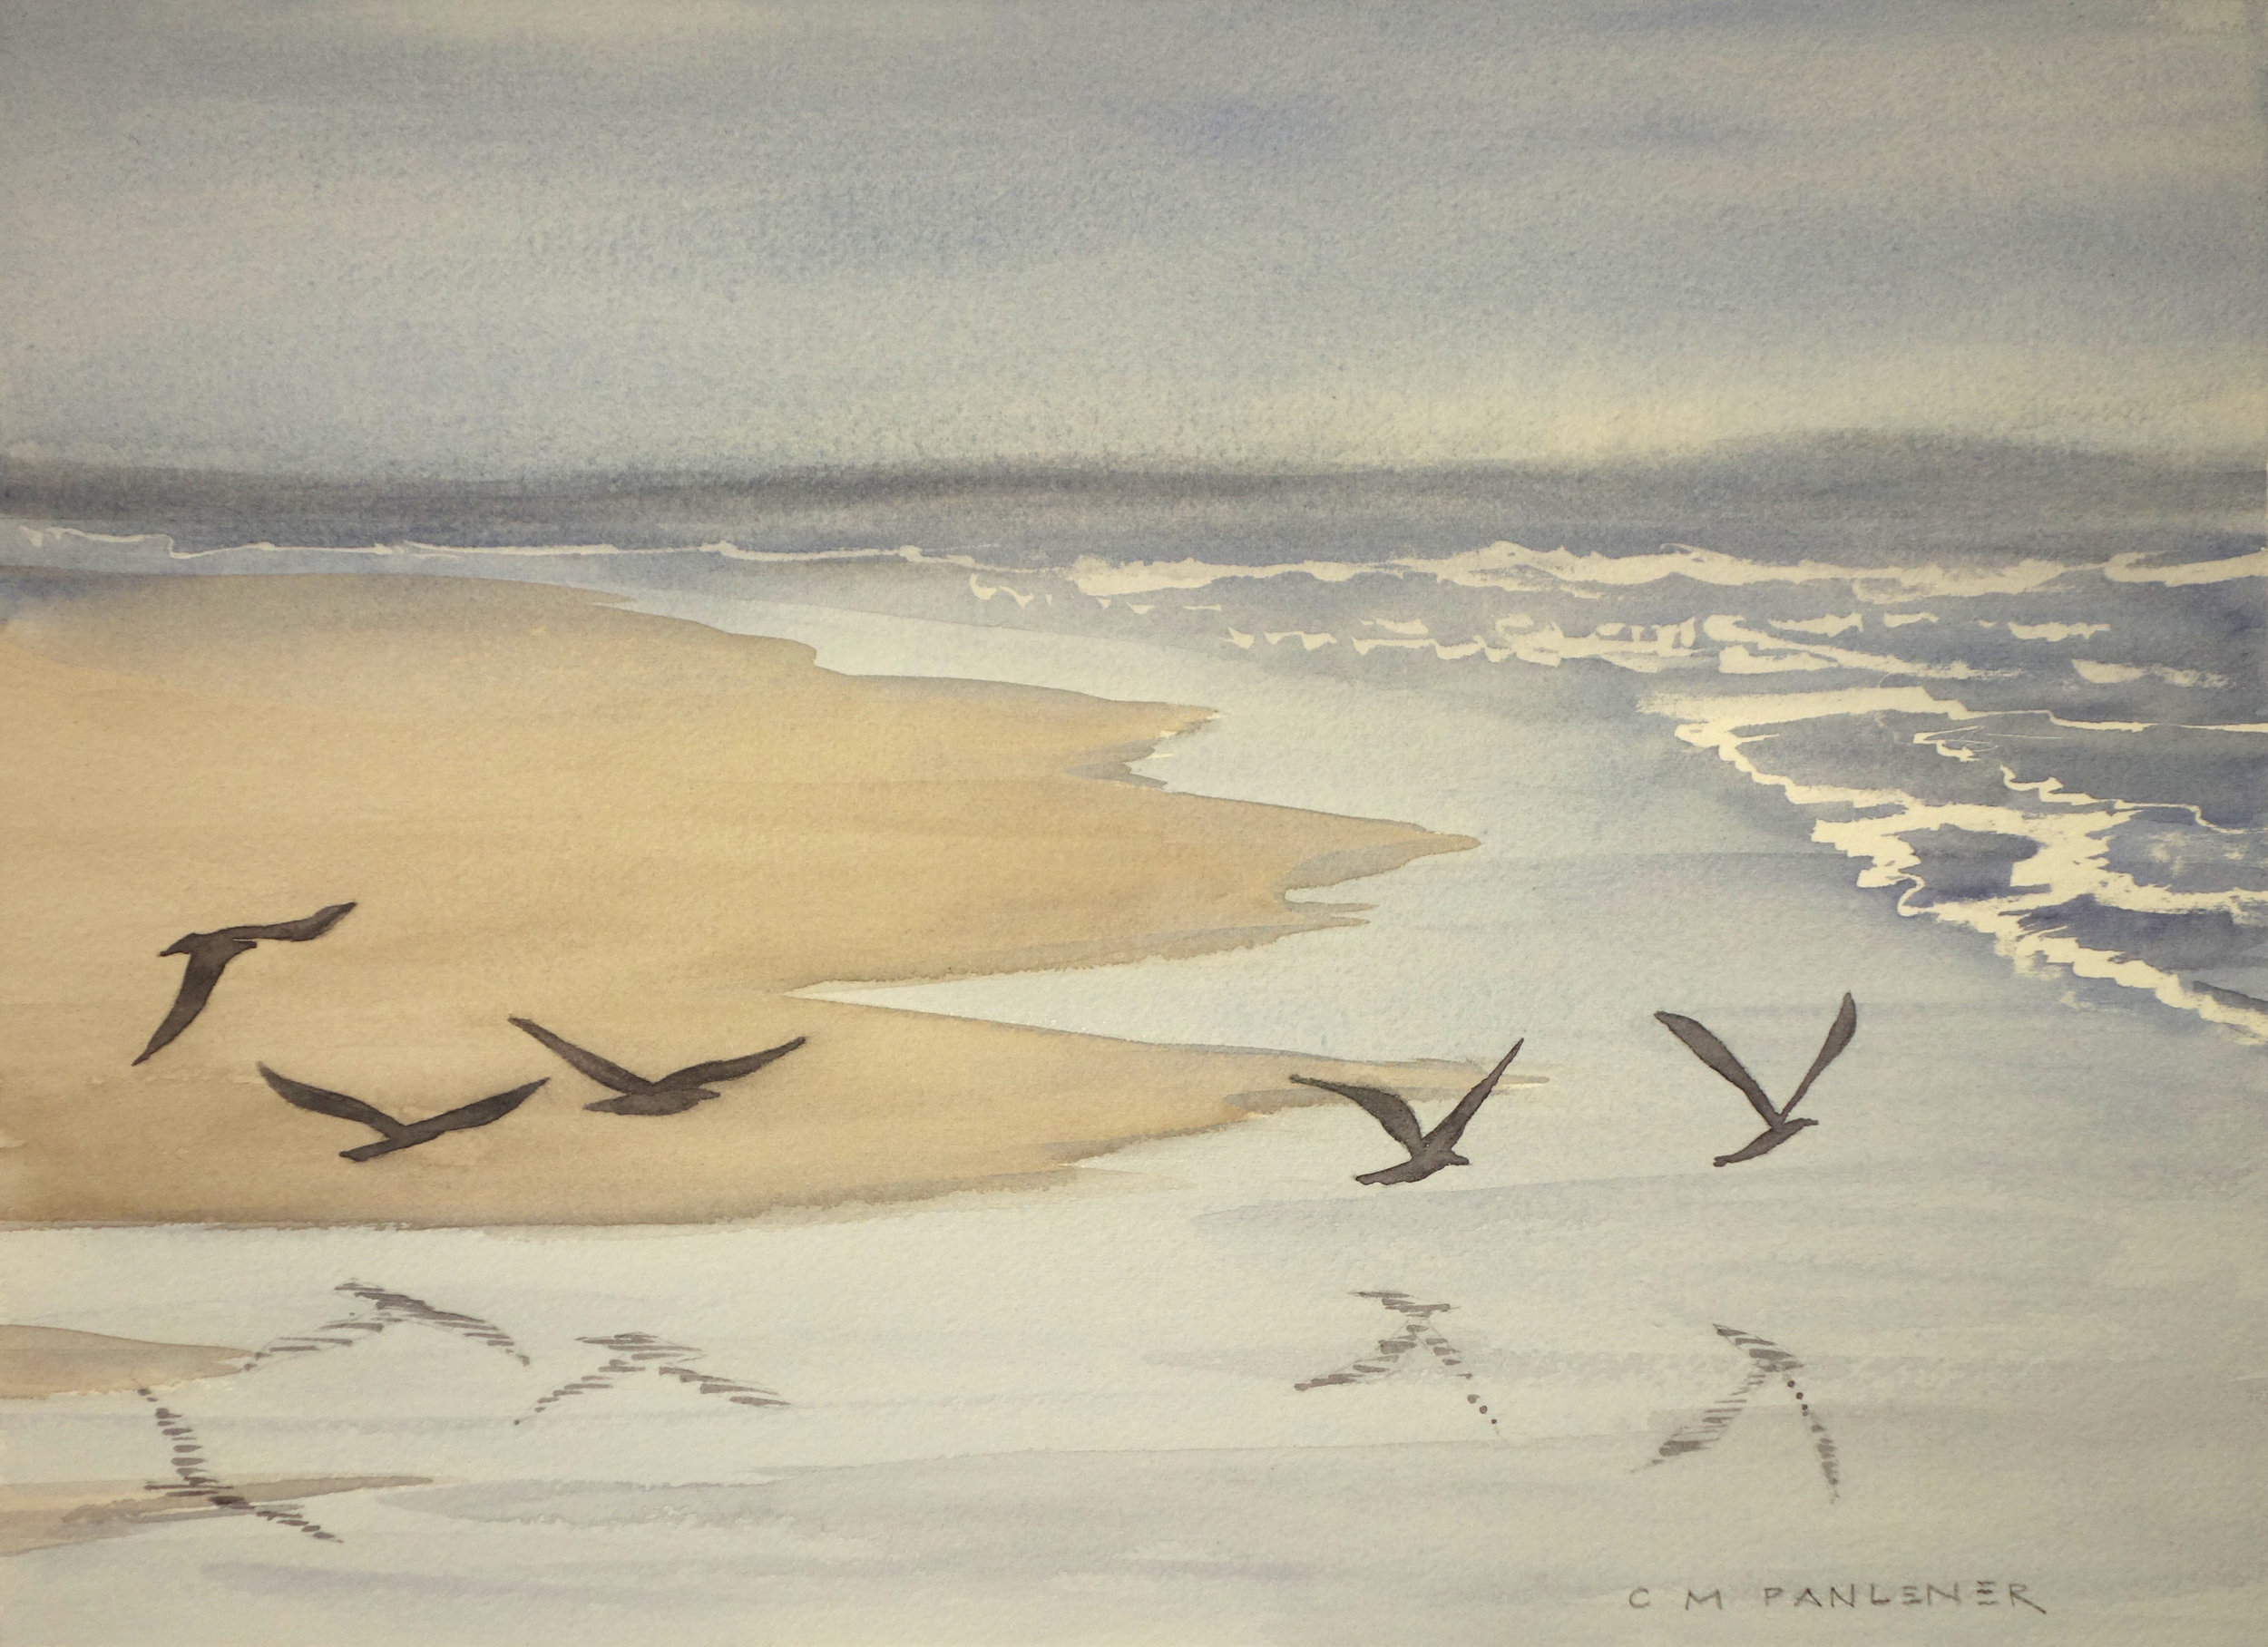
508;1018;807;1115
1291;1039;1524;1185
133;902;357;1065
259;1064;546;1161
1656;993;1858;1167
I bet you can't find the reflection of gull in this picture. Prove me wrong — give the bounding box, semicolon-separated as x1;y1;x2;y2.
518;1332;788;1423
136;1388;339;1543
259;1064;546;1161
1644;1323;1840;1499
1655;995;1856;1166
133;901;356;1064
1295;1291;1501;1436
240;1281;529;1372
1292;1040;1522;1184
509;1018;807;1115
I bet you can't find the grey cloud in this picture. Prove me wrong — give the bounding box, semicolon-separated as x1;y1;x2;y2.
4;0;2261;474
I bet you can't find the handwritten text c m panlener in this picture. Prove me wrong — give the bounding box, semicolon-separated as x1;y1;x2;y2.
1626;1581;2045;1613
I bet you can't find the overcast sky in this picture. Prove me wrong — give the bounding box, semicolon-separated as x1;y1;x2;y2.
4;0;2263;476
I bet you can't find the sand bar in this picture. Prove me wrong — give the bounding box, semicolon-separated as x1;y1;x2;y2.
0;572;1473;1224
0;1476;427;1556
0;1324;247;1399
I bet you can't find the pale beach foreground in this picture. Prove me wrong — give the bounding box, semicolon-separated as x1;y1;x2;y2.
0;572;1472;1225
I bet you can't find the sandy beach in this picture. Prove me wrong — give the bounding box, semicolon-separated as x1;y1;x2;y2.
0;573;1474;1225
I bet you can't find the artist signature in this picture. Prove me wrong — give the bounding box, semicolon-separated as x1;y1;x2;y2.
1628;1582;2046;1613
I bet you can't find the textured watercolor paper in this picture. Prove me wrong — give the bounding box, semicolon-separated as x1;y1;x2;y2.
2;5;2263;1643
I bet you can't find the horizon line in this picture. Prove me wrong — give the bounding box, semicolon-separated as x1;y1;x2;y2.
5;429;2263;498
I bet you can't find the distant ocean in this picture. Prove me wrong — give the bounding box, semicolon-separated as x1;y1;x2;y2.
8;440;2264;1041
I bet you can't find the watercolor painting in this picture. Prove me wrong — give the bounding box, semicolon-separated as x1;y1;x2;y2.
3;4;2263;1642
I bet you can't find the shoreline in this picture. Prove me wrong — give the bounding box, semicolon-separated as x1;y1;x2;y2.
0;571;1476;1226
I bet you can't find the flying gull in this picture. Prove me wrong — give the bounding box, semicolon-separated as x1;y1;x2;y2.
259;1064;546;1161
133;901;357;1065
1291;1039;1524;1185
509;1018;807;1115
1655;993;1858;1166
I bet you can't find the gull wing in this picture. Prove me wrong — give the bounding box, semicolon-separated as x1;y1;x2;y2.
414;1078;547;1137
509;1018;648;1092
663;1036;808;1088
231;901;357;944
340;1079;547;1162
1780;993;1858;1119
133;941;250;1064
1423;1038;1524;1153
1289;1074;1424;1155
259;1064;409;1140
1655;1012;1781;1126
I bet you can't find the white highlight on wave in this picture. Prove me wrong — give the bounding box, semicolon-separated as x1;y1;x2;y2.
1769;613;1865;637
1491;616;1697;672
970;573;1042;609
2106;547;2268;586
2072;658;2229;689
1648;685;2268;1041
15;525;176;551
1062;553;1374;598
164;536;969;567
1051;540;2083;603
1401;542;2076;602
1699;615;2015;680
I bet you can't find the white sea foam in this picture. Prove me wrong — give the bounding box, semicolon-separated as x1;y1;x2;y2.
1768;613;1865;637
1696;614;2014;680
1062;553;1378;598
2105;546;2268;585
1650;687;2268;1041
1048;540;2092;605
1398;541;2077;601
1489;616;1700;672
14;524;177;553
969;573;1041;608
2072;658;2230;689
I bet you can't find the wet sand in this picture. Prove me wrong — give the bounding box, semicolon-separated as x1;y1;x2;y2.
0;1476;426;1557
0;1324;247;1399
